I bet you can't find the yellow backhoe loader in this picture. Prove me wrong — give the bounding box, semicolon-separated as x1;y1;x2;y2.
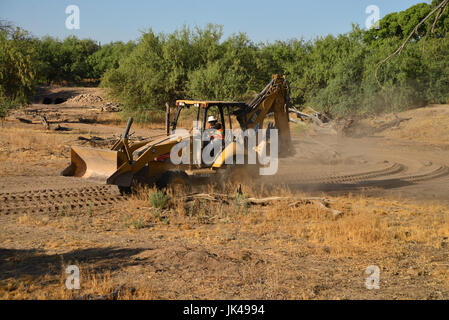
61;74;294;193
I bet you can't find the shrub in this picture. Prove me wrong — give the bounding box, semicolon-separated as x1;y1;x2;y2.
3;0;449;119
33;36;99;84
234;193;250;215
0;26;36;104
102;25;266;111
149;190;170;209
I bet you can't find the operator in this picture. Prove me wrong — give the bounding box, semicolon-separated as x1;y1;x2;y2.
206;116;224;141
205;116;224;162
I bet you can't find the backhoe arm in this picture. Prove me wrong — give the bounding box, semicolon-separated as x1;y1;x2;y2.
242;75;293;155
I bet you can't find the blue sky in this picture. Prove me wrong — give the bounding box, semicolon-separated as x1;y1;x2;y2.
1;0;425;43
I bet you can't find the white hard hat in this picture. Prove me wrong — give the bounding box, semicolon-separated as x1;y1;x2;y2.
207;116;218;123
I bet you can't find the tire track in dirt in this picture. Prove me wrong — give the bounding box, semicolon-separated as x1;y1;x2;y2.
282;164;449;192
296;162;406;184
400;165;449;182
1;163;447;215
0;185;123;215
338;165;449;190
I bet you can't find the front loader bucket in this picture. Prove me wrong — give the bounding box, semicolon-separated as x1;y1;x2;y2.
61;147;121;181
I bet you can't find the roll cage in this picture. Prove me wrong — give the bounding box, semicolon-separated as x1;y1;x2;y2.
171;100;250;134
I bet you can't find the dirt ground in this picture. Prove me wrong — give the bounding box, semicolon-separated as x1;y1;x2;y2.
1;88;449;299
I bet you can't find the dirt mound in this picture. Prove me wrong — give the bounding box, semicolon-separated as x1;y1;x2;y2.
66;93;105;105
382;104;449;145
340;104;449;146
65;93;121;111
33;87;121;111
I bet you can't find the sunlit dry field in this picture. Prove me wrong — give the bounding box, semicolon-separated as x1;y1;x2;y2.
1;95;449;299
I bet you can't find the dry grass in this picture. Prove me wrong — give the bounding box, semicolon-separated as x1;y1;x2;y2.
2;102;449;299
0;266;160;300
0;127;66;153
94;112;167;131
237;194;449;255
91;112;124;126
122;184;449;258
0;126;69;175
3;184;449;299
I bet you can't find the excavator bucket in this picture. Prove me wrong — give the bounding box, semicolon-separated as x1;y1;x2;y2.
61;147;121;181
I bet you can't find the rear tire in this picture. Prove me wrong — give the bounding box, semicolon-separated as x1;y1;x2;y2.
156;171;190;191
220;165;259;184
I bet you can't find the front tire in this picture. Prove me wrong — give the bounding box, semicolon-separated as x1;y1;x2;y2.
118;186;132;195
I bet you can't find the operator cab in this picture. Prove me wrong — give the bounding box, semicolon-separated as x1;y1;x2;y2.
170;100;249;167
173;100;249;134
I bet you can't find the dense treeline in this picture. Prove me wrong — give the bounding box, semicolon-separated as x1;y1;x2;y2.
1;0;448;119
29;37;135;84
0;23;35;116
105;1;449;117
0;19;135;117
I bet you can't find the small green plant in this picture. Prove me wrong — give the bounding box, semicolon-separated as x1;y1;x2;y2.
124;216;146;229
131;218;145;229
199;200;206;217
0;104;8;119
161;216;170;225
185;200;210;223
150;210;170;225
58;199;70;216
149;190;170;209
188;203;195;217
234;193;250;215
151;210;161;220
196;200;209;223
87;201;94;216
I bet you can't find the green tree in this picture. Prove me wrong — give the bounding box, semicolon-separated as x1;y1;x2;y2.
87;41;136;79
102;24;225;109
33;36;99;84
187;33;263;100
0;24;36;117
364;3;432;43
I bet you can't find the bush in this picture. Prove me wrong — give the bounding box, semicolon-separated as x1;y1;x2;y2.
33;36;100;84
149;190;170;209
102;14;449;119
234;193;250;215
88;41;136;79
187;33;264;101
0;27;36;104
0;92;18;119
102;25;266;111
3;0;449;119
